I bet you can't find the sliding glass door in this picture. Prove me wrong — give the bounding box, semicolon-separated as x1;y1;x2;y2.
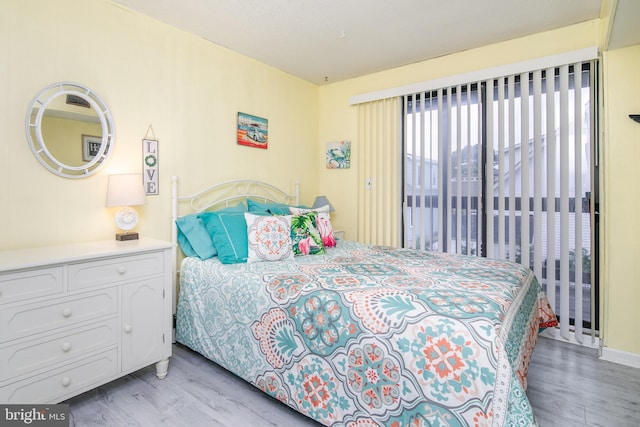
402;61;598;339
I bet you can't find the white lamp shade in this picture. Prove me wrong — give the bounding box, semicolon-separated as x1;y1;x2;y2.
106;174;146;207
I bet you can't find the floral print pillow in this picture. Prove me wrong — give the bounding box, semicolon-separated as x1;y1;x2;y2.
289;205;336;248
290;212;325;256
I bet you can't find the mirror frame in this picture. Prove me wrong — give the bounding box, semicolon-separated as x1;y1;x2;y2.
25;82;115;178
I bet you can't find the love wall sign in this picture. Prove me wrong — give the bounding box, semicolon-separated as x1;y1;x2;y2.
143;139;159;195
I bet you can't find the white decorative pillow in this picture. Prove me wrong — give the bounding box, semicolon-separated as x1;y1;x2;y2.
245;213;294;263
289;205;336;247
290;204;331;214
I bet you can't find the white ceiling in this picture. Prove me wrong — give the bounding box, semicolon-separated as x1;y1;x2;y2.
607;0;640;51
112;0;639;86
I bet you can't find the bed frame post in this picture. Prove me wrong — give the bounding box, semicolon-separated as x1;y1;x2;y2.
171;176;178;323
171;176;178;263
294;180;300;206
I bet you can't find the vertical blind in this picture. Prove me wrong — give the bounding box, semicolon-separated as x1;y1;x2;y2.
402;61;597;342
356;97;402;246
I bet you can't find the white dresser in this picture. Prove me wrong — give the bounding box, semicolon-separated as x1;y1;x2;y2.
0;238;174;404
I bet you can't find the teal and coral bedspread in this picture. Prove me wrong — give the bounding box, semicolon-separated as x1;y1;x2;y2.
176;240;557;426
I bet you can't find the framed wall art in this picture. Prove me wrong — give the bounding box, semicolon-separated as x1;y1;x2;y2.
82;134;102;162
326;140;351;169
237;112;268;149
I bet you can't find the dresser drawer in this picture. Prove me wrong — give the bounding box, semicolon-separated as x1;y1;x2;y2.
0;289;117;343
0;267;63;305
0;348;118;404
0;319;118;382
68;252;164;291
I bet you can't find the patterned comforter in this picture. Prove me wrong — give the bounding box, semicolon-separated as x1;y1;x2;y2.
176;240;557;426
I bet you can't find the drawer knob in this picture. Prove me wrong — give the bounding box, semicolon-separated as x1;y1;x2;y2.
117;266;126;274
124;325;132;333
61;342;71;352
61;377;71;387
62;308;72;318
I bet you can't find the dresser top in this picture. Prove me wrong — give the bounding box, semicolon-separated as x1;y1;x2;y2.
0;238;173;272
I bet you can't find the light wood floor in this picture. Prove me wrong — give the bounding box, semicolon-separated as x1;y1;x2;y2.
65;337;640;426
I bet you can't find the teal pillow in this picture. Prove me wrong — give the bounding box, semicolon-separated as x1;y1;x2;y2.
203;212;249;264
175;214;215;259
177;236;197;258
213;201;248;214
176;202;247;260
198;202;247;232
247;199;293;215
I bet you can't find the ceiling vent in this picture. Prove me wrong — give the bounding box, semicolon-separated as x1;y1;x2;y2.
66;94;90;108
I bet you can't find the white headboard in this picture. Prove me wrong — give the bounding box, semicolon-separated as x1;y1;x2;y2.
170;176;300;270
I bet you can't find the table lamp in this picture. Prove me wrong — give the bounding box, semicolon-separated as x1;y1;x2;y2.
106;173;146;240
312;196;335;212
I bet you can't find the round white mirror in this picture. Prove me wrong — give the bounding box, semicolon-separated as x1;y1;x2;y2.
25;82;115;178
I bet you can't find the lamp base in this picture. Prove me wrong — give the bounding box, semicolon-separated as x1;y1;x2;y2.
115;232;139;241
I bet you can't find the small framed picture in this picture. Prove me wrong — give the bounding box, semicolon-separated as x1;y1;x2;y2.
326;140;351;169
237;112;268;149
82;135;102;162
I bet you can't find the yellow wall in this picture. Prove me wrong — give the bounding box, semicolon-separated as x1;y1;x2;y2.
0;0;319;249
601;44;640;355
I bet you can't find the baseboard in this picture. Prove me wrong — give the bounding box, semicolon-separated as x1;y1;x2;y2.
600;346;640;368
539;329;640;368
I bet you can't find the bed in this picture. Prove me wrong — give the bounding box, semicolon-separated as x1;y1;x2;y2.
171;177;558;427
